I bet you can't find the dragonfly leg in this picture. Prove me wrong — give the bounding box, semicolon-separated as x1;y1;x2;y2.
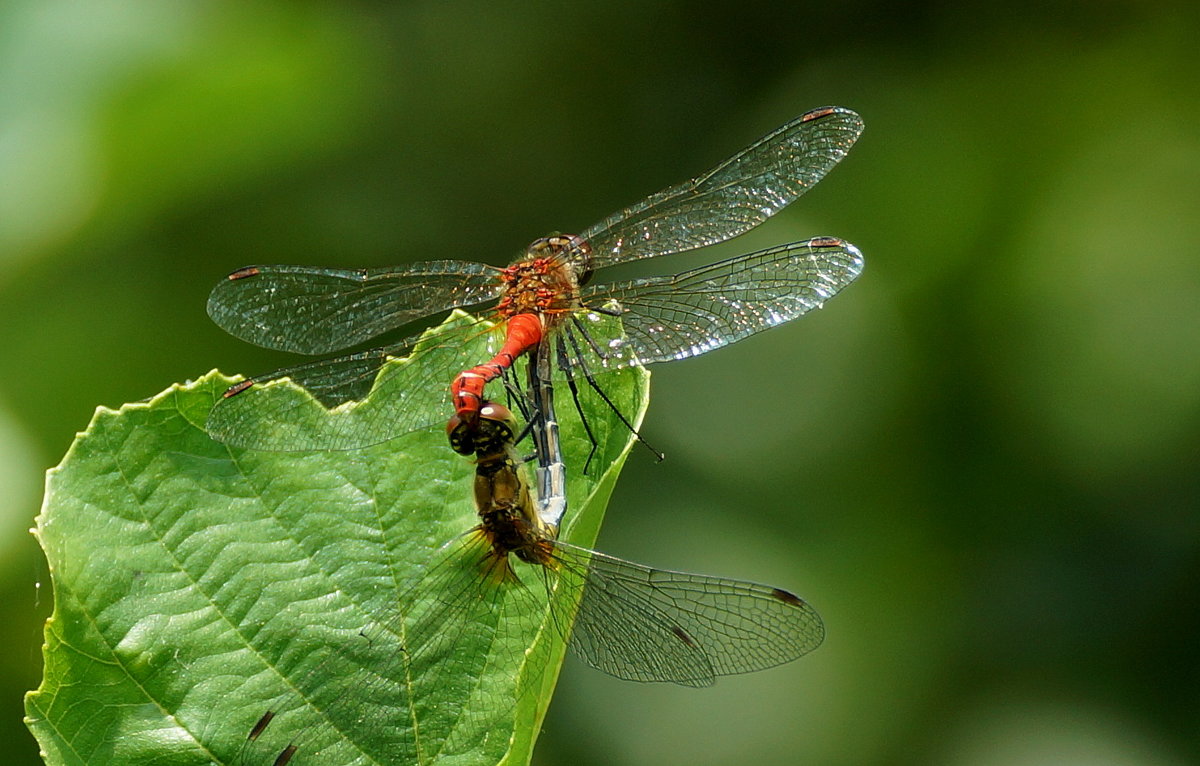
554;334;601;474
572;311;620;363
565;323;664;463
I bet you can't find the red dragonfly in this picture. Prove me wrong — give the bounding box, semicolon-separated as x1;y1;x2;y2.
206;106;864;452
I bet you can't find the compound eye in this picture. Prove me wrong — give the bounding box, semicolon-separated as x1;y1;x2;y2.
446;414;475;456
448;402;518;456
478;402;515;430
474;403;518;454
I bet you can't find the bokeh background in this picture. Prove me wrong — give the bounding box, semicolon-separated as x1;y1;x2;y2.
4;1;1198;764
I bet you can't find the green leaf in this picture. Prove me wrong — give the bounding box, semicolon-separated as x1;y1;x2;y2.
25;313;649;766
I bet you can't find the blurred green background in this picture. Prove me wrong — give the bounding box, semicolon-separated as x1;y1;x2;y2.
4;0;1198;764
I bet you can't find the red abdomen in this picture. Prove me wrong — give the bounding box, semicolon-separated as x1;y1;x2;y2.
450;313;543;424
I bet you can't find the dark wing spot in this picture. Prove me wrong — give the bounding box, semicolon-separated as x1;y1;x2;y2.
800;106;838;122
771;588;805;607
223;379;255;398
247;710;274;741
671;625;698;648
273;744;298;766
227;266;261;280
808;236;845;248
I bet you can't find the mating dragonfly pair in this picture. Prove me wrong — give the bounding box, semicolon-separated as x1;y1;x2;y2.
208;106;864;764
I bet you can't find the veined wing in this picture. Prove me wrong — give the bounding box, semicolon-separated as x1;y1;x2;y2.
574;107;863;271
207;313;502;451
235;531;555;766
552;541;824;686
207;260;502;354
574;237;863;369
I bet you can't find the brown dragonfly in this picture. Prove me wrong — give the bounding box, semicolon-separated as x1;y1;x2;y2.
237;401;824;765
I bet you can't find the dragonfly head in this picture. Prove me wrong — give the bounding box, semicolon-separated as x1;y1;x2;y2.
447;401;518;457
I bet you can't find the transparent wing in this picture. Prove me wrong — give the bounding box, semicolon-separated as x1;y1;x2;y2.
574;237;863;369
574;106;863;271
207;314;502;451
553;542;824;686
207;260;502;354
236;532;552;766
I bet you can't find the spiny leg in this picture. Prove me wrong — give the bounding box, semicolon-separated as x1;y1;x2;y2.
567;316;663;465
554;332;602;474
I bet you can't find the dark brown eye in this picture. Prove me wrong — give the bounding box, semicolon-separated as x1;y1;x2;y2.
478;402;514;426
445;414;475;455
